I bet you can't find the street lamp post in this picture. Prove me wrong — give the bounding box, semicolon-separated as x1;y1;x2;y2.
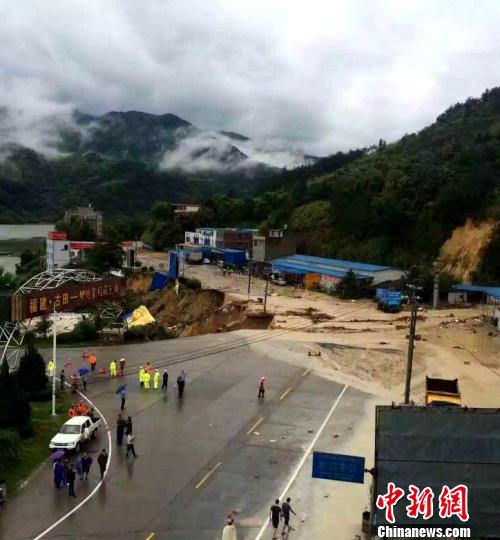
51;307;57;416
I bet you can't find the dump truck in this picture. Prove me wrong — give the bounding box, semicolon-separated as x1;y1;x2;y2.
425;376;461;406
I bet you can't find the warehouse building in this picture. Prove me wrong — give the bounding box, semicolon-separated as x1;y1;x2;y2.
271;254;404;288
252;229;297;275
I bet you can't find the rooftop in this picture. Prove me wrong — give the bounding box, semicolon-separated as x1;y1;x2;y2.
277;254;397;273
272;259;372;280
453;284;500;298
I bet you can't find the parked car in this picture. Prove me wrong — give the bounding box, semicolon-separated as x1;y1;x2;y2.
49;416;102;453
203;258;211;264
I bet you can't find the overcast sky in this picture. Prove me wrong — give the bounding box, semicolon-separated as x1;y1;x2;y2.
2;0;500;156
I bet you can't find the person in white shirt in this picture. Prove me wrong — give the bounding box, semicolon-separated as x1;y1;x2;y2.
126;432;137;458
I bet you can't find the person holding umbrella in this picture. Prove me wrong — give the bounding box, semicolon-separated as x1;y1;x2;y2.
52;454;65;488
78;367;89;394
117;384;127;410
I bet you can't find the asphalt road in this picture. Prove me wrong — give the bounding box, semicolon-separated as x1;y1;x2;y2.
1;333;371;540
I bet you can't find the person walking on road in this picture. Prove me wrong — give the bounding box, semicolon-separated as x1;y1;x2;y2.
222;514;237;540
89;353;97;372
119;357;126;376
81;452;93;480
125;416;133;435
59;368;65;391
116;414;125;446
281;497;296;535
258;377;265;398
119;387;127;410
126;432;137;458
67;464;77;498
46;359;54;378
162;370;169;392
269;499;281;539
144;370;151;390
81;374;88;393
139;366;145;388
75;456;83;480
97;449;108;479
154;369;160;390
177;373;185;398
54;458;65;488
110;359;117;377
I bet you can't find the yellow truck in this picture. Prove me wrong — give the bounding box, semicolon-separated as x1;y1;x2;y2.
425;377;462;406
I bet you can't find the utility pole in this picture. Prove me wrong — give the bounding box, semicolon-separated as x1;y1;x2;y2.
51;306;57;416
404;287;418;404
247;246;253;299
432;258;441;310
263;270;269;313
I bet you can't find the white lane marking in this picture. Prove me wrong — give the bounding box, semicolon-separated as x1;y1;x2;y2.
33;385;112;540
254;384;349;540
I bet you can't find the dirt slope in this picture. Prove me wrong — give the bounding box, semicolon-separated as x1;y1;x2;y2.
439;219;496;281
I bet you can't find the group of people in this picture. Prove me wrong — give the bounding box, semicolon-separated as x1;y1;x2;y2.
109;358;126;377
138;364;187;397
220;497;296;539
116;414;136;458
53;449;108;498
270;498;297;538
68;401;92;418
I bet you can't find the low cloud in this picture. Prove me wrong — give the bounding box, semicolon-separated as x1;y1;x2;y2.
2;1;500;157
160;131;247;173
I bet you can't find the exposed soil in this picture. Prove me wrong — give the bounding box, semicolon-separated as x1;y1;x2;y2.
440;218;496;281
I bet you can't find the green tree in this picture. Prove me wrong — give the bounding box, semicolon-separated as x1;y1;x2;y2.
84;243;124;274
0;361;31;429
151;201;174;222
35;315;53;339
0;266;16;291
15;249;44;281
17;345;48;398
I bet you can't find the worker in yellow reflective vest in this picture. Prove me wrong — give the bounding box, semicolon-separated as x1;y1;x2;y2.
47;360;54;378
109;360;117;377
154;369;160;390
143;370;151;389
139;366;145;388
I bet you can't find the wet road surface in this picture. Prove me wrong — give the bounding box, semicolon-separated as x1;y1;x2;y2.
1;333;370;540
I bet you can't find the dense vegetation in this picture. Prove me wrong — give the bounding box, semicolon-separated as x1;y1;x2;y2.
2;90;500;281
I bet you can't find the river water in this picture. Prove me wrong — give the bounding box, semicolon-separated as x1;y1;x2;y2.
0;224;53;273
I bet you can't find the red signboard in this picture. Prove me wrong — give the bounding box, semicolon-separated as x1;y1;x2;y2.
48;231;67;240
11;277;126;320
70;241;96;250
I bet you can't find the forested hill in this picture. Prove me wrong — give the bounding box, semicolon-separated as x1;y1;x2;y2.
255;87;500;278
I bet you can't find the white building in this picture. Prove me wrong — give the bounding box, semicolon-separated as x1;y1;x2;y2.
46;231;70;270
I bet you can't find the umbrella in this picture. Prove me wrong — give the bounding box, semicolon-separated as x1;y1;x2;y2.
116;384;127;394
50;450;65;461
78;368;90;375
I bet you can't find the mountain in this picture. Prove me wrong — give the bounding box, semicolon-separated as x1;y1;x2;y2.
0;109;279;223
256;87;500;280
62;110;249;168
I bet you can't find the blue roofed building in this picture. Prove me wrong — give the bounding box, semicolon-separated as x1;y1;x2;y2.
271;254;405;287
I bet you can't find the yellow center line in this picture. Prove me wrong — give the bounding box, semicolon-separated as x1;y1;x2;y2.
247;417;265;435
145;533;155;540
280;387;292;400
195;462;222;489
302;368;311;377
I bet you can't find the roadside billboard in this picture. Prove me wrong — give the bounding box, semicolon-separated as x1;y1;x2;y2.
10;277;126;320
